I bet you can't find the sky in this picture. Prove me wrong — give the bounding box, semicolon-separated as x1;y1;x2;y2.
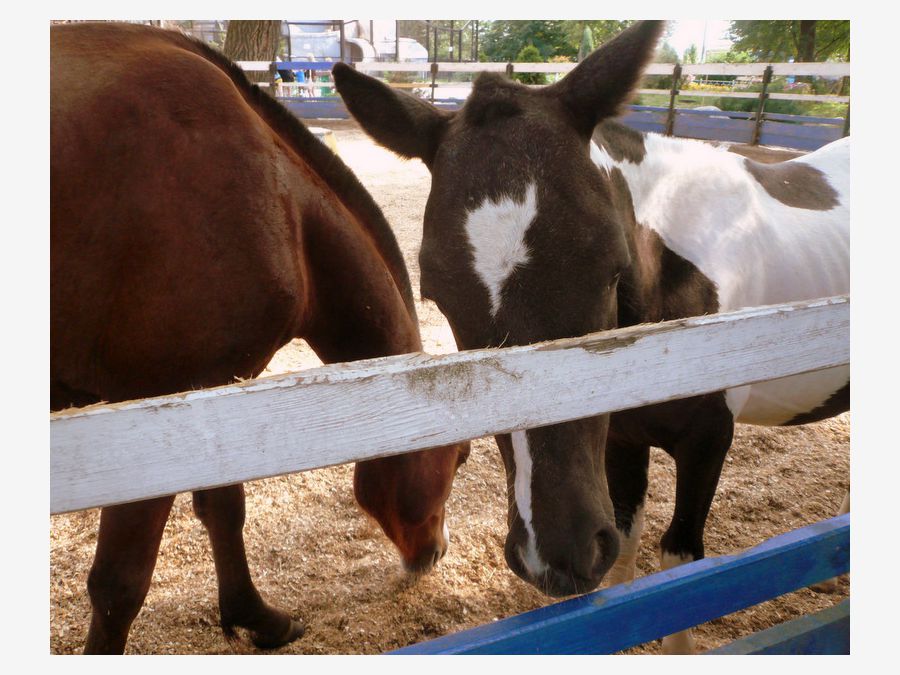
666;20;733;60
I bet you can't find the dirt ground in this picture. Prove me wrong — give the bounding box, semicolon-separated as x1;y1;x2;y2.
49;120;849;655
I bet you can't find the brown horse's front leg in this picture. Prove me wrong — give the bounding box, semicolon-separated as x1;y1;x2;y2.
84;495;176;654
192;485;304;649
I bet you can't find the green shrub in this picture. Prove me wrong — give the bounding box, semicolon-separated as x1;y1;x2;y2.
513;44;548;85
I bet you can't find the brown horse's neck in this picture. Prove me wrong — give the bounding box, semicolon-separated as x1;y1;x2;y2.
161;29;419;328
299;189;423;363
145;28;423;362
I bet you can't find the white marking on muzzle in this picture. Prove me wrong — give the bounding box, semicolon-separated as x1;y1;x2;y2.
463;183;538;316
511;429;549;577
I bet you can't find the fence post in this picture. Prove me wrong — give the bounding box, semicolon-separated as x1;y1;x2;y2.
430;62;438;103
665;63;682;136
751;65;774;146
268;61;279;97
506;62;514;78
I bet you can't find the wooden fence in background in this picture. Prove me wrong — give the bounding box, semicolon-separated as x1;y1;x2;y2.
242;60;850;151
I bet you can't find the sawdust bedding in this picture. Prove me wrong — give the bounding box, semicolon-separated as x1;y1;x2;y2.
50;120;849;654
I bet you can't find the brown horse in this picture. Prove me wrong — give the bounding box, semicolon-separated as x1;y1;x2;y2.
51;22;468;654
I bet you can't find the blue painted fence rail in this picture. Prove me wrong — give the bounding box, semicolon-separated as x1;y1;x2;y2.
706;599;849;655
389;514;849;655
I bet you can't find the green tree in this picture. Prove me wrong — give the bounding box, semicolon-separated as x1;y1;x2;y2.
563;20;633;54
656;41;679;63
479;20;641;63
683;43;698;64
728;20;850;62
578;26;594;62
513;44;547;84
707;49;754;64
480;20;575;62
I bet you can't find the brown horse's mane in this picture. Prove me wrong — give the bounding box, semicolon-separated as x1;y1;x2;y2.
154;26;418;321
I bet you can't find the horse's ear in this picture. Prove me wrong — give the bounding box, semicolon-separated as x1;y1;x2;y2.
333;63;451;168
546;21;665;137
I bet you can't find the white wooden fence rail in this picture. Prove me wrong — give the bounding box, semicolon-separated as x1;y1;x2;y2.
346;61;851;78
50;296;849;515
242;60;850;105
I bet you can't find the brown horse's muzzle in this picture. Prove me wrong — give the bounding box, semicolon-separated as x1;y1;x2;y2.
399;509;450;574
353;442;468;573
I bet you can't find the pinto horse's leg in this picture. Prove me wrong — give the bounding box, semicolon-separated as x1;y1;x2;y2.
84;495;176;654
605;440;650;586
658;402;735;655
192;485;304;649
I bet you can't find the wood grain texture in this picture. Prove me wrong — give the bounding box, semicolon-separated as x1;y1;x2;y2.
50;296;849;514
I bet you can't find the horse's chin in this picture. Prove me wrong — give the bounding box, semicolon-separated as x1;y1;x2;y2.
402;558;438;576
400;541;448;575
399;515;450;575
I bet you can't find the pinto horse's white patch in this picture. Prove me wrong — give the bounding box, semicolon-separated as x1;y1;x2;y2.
511;429;549;577
659;550;698;654
597;134;849;311
590;135;850;425
590;142;616;174
608;504;645;586
463;183;538;316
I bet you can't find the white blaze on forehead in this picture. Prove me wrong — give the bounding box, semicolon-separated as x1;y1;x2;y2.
463;183;538;316
511;429;549;576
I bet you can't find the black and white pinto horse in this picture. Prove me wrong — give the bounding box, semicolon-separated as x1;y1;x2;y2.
334;20;849;653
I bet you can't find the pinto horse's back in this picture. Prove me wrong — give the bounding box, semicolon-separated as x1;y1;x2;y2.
726;137;849;427
51;23;304;409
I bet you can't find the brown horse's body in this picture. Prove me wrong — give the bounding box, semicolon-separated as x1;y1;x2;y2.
51;23;466;653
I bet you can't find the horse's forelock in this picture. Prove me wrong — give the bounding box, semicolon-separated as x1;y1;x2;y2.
463;73;527;126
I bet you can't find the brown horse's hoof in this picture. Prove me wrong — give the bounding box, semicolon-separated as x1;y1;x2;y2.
250;618;305;650
810;575;845;593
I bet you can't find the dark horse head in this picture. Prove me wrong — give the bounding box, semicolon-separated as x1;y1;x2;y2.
335;21;664;596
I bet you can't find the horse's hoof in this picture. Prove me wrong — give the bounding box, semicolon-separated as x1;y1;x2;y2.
250;619;305;650
661;630;696;655
809;576;841;593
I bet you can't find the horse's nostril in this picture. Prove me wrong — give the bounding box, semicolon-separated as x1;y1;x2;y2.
593;526;621;578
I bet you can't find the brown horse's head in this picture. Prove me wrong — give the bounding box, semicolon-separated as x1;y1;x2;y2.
354;442;470;572
335;21;664;595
